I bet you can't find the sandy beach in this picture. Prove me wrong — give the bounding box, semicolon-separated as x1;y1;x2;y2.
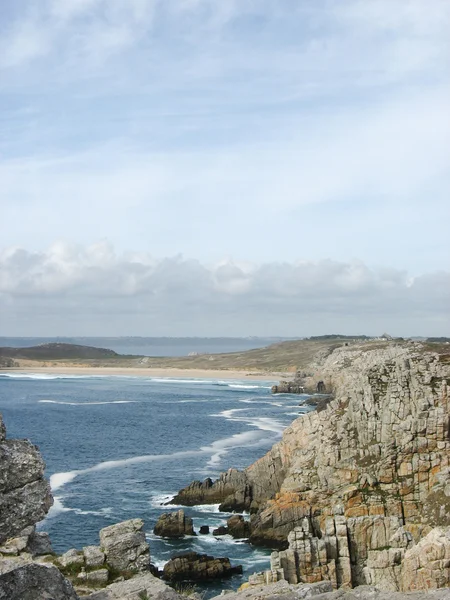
0;366;284;381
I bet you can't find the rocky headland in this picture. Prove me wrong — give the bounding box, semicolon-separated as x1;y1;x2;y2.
2;339;450;598
171;341;450;593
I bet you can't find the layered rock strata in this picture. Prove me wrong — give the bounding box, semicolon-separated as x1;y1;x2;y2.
172;342;450;591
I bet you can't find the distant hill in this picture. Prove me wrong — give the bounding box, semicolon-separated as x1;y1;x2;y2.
0;343;120;360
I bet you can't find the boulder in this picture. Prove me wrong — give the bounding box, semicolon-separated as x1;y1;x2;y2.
154;510;195;538
85;572;182;600
0;563;78;600
163;551;242;582
0;414;53;544
199;525;210;534
59;548;85;568
401;527;450;591
99;518;150;573
212;526;229;536
227;514;251;538
86;569;109;584
83;545;105;568
27;531;53;557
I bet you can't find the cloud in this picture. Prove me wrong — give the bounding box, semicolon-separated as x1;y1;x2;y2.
0;242;448;337
0;1;449;284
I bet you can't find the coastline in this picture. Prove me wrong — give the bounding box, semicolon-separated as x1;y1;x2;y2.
0;366;284;381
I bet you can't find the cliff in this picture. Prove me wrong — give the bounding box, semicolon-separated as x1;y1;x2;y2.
172;342;450;592
0;414;53;544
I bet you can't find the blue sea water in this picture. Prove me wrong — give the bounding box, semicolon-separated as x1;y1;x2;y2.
0;372;310;595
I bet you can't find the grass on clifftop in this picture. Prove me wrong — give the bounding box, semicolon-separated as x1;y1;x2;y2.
2;339;448;374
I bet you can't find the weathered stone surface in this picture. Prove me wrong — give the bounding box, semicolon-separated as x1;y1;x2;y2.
0;414;53;544
212;580;450;600
401;527;450;591
200;525;210;534
83;545;105;568
27;531;53;557
173;342;450;592
85;572;183;600
86;568;109;584
99;519;150;572
272;382;305;394
227;515;251;539
154;510;195;538
0;563;79;600
163;551;243;582
170;469;252;511
59;548;85;568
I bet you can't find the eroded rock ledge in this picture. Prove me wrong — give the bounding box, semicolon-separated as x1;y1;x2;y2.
172;342;450;591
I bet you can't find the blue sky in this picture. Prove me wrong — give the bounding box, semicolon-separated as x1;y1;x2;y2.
0;0;449;335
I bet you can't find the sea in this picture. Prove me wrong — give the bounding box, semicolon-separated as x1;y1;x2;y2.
0;338;309;596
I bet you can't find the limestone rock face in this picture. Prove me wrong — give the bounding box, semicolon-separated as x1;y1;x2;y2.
99;519;150;573
0;414;53;544
0;563;79;600
163;551;243;582
154;510;195;538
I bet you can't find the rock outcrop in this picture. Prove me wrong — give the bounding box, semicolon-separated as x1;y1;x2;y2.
0;563;79;600
0;414;53;544
172;342;450;592
85;572;183;600
99;518;150;573
211;580;450;600
163;551;243;582
154;510;195;538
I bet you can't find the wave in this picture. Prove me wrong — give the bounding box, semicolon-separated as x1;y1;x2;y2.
45;495;113;519
0;373;112;380
228;384;270;389
49;421;279;493
39;400;137;406
211;408;285;435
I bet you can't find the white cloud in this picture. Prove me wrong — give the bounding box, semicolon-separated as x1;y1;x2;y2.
0;242;448;337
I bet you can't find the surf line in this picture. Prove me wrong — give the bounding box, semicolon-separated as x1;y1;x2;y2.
50;428;271;492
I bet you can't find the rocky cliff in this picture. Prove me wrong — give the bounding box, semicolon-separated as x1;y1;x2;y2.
0;414;53;544
172;342;450;592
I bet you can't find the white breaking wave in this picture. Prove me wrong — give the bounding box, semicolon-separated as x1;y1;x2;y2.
49;419;280;493
39;400;137;406
228;384;270;389
150;378;217;385
50;472;78;490
45;494;113;519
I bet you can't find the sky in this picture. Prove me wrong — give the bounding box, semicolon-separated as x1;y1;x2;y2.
0;0;449;337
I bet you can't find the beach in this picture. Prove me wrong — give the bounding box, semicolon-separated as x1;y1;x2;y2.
0;366;283;381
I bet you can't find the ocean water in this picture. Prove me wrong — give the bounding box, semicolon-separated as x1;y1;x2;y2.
0;373;310;595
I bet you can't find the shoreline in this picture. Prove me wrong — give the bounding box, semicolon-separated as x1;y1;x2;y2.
0;366;285;381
